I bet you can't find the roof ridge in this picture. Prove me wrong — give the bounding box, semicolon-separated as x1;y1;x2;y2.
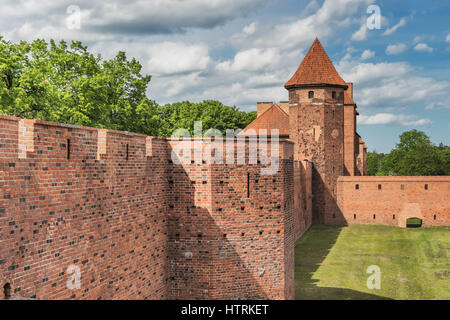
273;103;289;116
239;104;290;136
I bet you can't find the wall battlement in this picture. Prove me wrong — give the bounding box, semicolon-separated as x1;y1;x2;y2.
337;176;450;227
0;115;312;300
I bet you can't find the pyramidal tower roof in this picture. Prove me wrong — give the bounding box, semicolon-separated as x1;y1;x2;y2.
285;38;347;89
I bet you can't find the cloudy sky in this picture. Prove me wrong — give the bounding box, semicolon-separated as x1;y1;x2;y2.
1;0;449;152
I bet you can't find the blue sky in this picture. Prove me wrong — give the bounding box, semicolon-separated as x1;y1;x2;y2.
0;0;449;152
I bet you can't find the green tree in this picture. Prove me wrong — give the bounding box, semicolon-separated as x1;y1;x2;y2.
0;37;160;135
378;130;447;176
158;100;256;137
0;38;257;137
437;143;450;175
366;151;385;176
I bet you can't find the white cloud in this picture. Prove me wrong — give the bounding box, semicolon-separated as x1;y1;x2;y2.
359;113;432;126
337;56;450;112
146;42;211;76
234;0;375;50
446;34;450;42
216;48;281;72
425;102;449;110
383;17;407;36
2;0;447;121
232;22;259;43
92;19;308;106
414;43;433;53
385;43;407;55
338;60;411;85
361;49;375;60
0;0;266;38
352;24;368;41
161;72;205;98
243;22;257;35
1;0;377;109
413;36;422;43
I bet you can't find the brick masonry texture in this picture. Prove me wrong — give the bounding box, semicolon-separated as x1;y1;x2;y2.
0;115;171;300
166;138;301;300
0;115;312;300
337;176;450;227
288;87;346;224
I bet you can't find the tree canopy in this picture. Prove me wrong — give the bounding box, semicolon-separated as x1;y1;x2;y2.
367;130;449;176
158;100;256;137
0;38;256;137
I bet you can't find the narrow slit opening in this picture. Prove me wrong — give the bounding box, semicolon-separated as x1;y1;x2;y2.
67;139;71;160
247;172;250;198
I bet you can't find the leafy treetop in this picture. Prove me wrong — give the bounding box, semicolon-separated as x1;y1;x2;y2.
0;37;256;137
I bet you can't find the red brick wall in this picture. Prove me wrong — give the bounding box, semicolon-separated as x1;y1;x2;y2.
0;116;301;300
356;142;366;176
293;161;312;240
288;87;345;225
343;106;356;176
337;176;450;227
167;138;297;300
0;115;170;300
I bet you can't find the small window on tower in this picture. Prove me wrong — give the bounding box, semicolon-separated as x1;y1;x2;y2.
308;91;314;99
332;91;336;99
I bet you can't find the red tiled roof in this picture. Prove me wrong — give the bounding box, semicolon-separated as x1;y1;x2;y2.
239;104;289;136
344;83;356;105
285;38;347;89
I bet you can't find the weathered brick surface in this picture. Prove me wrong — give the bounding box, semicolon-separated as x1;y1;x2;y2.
288;87;345;224
356;139;367;176
0;116;170;300
0;116;310;300
337;176;450;227
293;161;312;240
343;105;356;176
166;138;299;300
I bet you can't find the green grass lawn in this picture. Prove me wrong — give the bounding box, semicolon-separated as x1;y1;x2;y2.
295;224;450;300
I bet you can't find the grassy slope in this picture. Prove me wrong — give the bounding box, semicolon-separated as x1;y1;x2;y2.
295;224;449;300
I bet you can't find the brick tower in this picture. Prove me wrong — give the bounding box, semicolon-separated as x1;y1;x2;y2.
285;38;347;224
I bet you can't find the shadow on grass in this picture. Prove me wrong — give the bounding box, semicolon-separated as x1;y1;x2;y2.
295;224;391;300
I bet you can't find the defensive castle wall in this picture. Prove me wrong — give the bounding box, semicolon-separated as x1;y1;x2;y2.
0;115;313;300
337;176;450;227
